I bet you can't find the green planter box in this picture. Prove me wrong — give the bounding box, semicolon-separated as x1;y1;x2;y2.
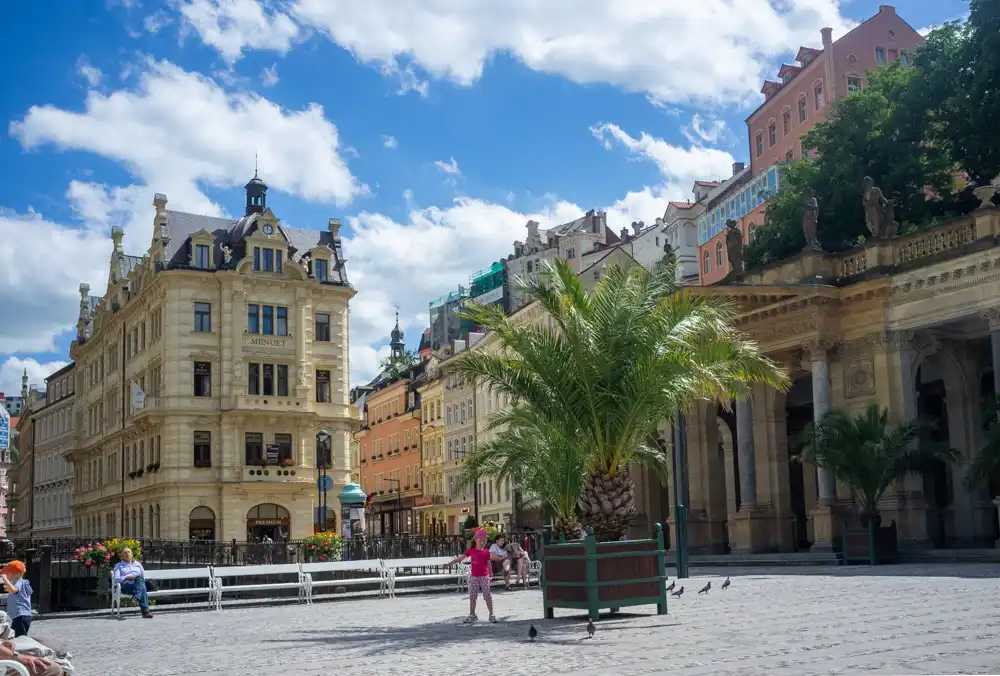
540;524;668;621
841;519;899;565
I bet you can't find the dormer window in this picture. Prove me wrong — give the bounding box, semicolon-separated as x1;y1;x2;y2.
314;258;329;282
253;247;284;273
195;244;211;269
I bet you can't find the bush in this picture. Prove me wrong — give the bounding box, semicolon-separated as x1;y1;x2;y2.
303;531;344;562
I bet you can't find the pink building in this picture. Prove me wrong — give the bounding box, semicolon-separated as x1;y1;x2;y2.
696;4;925;285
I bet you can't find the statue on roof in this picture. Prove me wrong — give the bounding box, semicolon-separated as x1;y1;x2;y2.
802;188;821;251
862;176;898;240
221;245;233;265
725;219;744;276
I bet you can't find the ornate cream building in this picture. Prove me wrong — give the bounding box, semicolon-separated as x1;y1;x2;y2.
68;176;358;542
634;201;1000;552
415;356;446;534
32;364;76;536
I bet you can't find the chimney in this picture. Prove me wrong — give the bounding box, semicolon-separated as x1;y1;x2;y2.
878;4;895;14
632;221;643;236
328;217;341;240
821;27;833;48
620;227;630;242
594;210;605;234
153;193;167;215
732;161;745;176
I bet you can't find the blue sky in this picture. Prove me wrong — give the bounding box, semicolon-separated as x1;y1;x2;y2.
0;0;968;390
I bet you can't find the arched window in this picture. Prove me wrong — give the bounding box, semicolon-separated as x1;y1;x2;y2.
139;506;145;537
703;249;711;273
716;241;724;266
156;504;162;538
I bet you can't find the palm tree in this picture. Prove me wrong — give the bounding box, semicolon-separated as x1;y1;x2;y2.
458;407;585;538
801;405;959;526
451;257;788;540
964;395;1000;494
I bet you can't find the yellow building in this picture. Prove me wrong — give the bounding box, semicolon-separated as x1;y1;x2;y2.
415;355;446;533
441;339;480;533
67;177;359;542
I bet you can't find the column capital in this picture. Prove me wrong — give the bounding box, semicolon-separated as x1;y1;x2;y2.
981;308;1000;332
803;338;836;363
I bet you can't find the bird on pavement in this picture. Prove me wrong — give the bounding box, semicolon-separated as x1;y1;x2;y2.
586;620;595;639
529;624;538;642
698;581;711;595
721;577;730;590
670;586;684;598
666;581;676;592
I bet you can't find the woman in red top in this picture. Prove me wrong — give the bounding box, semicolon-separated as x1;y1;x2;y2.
448;529;496;623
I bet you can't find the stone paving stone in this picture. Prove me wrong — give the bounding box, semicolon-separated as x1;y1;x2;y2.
30;563;1000;675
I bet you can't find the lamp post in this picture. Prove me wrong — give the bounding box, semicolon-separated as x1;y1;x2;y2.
673;406;690;579
316;429;331;532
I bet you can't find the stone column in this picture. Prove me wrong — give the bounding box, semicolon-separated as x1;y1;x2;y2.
984;309;1000;397
806;339;838;552
807;341;837;501
736;399;756;507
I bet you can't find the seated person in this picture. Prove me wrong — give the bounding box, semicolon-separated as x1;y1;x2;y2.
111;547;153;619
506;539;531;587
488;535;512;590
0;640;63;676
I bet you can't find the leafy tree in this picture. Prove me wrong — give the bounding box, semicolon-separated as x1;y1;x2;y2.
451;258;787;540
378;350;418;380
747;16;991;269
801;406;960;526
964;395;1000;494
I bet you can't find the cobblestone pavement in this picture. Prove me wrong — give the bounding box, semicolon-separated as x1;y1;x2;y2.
33;564;1000;675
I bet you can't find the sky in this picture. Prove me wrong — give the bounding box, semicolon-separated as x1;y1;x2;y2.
0;0;970;392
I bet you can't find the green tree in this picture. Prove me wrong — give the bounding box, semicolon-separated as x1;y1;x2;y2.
451;258;788;540
801;405;959;526
379;350;418;380
964;396;1000;494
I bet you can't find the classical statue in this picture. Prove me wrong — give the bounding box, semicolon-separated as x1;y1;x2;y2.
725;219;744;274
221;245;233;264
862;176;898;240
802;188;821;250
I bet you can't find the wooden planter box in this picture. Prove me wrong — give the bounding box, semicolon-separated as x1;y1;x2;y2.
540;524;668;621
841;519;899;565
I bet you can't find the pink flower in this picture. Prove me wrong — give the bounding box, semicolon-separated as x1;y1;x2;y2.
85;559;93;566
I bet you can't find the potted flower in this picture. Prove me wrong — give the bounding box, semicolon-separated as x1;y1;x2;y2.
74;538;143;600
281;457;296;467
303;531;344;562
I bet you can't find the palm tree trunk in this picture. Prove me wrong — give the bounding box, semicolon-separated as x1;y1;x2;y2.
580;468;636;540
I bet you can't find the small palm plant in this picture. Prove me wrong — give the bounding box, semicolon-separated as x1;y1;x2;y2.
452;257;787;540
458;407;586;539
801;405;960;527
964;395;1000;495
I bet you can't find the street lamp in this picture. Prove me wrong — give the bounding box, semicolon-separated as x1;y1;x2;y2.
316;429;332;532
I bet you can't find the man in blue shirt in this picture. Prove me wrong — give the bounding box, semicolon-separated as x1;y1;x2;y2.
0;560;32;636
111;547;153;618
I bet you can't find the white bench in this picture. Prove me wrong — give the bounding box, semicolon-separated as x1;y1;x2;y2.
211;563;306;608
299;559;390;603
381;556;463;595
111;566;217;617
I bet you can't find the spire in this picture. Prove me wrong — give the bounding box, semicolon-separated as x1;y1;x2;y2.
245;165;268;216
21;369;28;400
389;308;405;358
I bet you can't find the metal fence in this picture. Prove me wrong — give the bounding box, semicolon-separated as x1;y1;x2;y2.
0;532;543;613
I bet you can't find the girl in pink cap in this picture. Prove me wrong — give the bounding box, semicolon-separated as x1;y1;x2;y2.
447;529;496;623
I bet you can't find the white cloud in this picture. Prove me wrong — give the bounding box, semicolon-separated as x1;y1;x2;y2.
176;0;300;64
682;113;731;146
2;60;364;360
261;62;279;86
917;12;969;36
11;59;365;206
433;157;461;175
77;57;103;87
0;357;69;398
382;134;398;149
256;0;852;106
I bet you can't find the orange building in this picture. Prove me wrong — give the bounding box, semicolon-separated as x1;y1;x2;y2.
354;320;424;535
697;4;924;284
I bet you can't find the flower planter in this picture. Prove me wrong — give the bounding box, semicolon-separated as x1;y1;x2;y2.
841;519;899;565
540;524;668;621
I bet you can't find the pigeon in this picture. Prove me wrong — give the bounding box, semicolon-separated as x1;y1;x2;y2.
586;619;595;639
528;624;538;642
698;581;711;595
670;586;684;598
666;581;676;592
721;576;730;590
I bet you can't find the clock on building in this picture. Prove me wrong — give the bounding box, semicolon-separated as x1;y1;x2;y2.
262;224;274;235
